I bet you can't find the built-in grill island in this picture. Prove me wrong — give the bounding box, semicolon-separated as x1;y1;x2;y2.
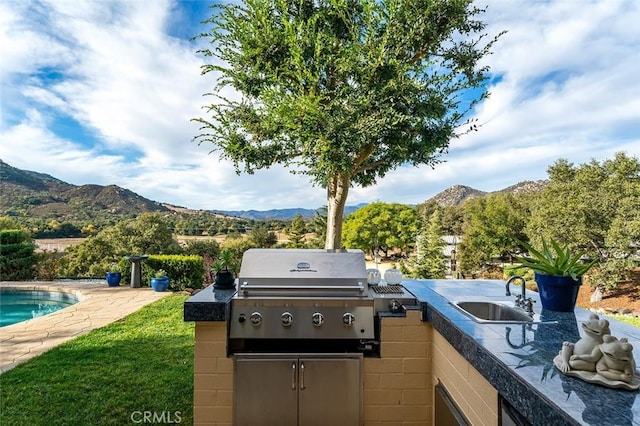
228;249;416;426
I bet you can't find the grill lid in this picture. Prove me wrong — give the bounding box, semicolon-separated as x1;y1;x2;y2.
237;249;367;296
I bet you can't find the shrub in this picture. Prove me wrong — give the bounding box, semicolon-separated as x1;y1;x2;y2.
34;249;69;281
0;229;37;281
143;254;205;291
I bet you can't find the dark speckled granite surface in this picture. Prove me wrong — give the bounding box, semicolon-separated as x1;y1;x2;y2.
183;279;640;425
404;279;640;426
183;285;235;322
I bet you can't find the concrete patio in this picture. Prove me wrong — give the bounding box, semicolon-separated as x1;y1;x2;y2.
0;281;170;373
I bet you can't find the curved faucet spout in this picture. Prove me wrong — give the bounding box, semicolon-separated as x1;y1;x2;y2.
506;275;526;297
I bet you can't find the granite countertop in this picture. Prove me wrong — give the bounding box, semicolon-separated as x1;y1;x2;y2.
183;279;640;425
183;285;235;322
404;279;640;426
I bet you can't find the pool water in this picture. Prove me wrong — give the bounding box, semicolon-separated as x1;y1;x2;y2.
0;289;79;327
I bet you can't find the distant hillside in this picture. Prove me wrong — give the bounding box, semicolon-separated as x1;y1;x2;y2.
425;180;548;207
0;160;169;221
427;185;487;207
496;180;549;195
1;160;549;223
212;203;368;220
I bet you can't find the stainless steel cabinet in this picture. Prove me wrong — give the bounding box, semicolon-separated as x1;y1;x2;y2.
234;353;363;426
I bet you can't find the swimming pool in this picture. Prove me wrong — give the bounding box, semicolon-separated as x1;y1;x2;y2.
0;289;79;327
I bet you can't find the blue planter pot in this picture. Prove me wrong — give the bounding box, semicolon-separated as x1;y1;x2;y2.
535;273;582;312
151;277;169;292
106;272;122;287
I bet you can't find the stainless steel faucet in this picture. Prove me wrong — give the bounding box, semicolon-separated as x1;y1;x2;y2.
506;275;535;315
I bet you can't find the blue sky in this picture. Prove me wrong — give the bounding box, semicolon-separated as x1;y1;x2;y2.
2;0;639;210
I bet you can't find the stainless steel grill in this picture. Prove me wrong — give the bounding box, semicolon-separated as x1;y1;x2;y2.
228;249;416;425
230;249;375;344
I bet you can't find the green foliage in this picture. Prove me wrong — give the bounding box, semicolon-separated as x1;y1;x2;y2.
34;249;68;281
410;210;446;279
181;239;221;286
64;213;181;278
144;255;205;291
516;238;598;281
181;239;221;258
287;213;307;248
0;229;37;280
525;152;640;289
211;249;238;273
458;193;528;274
307;207;328;248
0;216;26;232
220;238;252;274
194;0;502;248
343;202;418;258
503;264;534;283
153;269;168;278
248;225;278;248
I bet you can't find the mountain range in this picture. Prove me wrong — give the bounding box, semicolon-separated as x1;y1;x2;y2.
0;159;547;221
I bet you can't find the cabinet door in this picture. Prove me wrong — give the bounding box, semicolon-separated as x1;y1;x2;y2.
298;356;362;426
234;356;298;426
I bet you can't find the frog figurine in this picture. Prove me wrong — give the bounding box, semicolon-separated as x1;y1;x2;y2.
596;335;636;384
558;313;610;373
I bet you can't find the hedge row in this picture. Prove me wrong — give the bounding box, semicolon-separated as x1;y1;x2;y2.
142;254;205;291
0;230;37;281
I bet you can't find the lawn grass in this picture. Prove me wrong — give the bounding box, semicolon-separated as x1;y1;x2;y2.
0;294;194;426
610;314;640;328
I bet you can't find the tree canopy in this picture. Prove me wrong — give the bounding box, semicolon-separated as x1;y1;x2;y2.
342;202;418;258
525;152;640;290
194;0;502;248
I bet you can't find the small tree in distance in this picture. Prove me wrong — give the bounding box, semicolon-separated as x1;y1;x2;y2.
411;210;446;279
194;0;503;248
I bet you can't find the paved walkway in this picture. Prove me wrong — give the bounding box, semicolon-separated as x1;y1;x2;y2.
0;281;170;373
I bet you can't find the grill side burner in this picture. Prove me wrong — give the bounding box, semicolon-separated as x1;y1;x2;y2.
370;284;417;314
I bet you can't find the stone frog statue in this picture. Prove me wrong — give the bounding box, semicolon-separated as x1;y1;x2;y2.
596;335;636;384
558;313;610;373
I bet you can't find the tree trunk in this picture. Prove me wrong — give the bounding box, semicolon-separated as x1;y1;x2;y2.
325;173;350;249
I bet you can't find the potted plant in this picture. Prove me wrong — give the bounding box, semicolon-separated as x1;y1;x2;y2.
212;250;237;290
106;263;122;287
516;238;598;312
150;269;170;292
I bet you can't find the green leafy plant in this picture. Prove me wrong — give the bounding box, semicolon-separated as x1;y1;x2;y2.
153;269;168;279
108;262;122;273
516;238;598;280
212;249;238;274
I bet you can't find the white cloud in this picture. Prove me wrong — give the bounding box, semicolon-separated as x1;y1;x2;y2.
1;0;639;211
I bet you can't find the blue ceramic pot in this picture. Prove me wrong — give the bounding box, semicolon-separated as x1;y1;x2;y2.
535;272;582;312
106;272;122;287
151;277;169;292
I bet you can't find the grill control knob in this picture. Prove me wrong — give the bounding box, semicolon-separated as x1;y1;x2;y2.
312;312;324;327
250;312;263;327
281;312;293;327
343;313;356;326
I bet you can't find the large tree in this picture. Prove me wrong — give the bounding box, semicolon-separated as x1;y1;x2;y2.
459;193;528;273
342;202;418;258
195;0;502;248
526;152;640;290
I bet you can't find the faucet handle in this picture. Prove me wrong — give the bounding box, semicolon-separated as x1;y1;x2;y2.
523;298;536;315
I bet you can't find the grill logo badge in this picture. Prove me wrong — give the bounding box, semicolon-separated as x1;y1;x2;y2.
290;261;317;272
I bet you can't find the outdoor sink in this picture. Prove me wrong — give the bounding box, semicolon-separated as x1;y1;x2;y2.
451;300;542;323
